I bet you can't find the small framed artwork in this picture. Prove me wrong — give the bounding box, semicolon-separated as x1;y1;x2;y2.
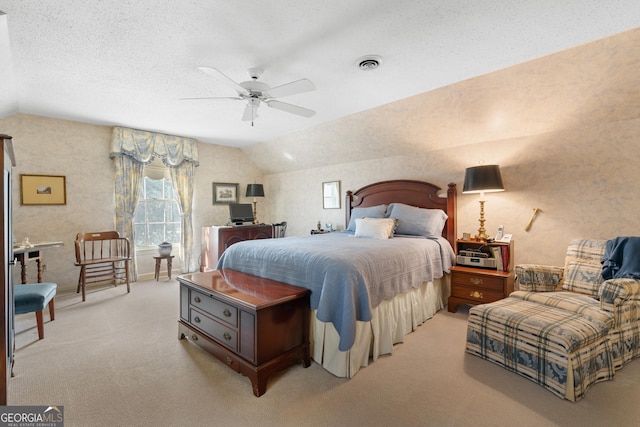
213;182;239;204
20;174;67;205
323;180;341;209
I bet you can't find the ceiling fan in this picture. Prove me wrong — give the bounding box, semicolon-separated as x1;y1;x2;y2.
184;67;316;125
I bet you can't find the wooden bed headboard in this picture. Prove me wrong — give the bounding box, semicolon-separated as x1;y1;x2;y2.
345;180;457;248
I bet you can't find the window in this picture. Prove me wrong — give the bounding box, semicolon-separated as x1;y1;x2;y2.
134;174;181;248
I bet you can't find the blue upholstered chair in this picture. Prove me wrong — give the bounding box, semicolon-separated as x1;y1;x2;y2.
14;283;57;340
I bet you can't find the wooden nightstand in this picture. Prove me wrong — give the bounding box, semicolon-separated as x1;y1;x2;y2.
448;265;515;312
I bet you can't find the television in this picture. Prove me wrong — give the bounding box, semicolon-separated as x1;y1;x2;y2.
228;203;254;225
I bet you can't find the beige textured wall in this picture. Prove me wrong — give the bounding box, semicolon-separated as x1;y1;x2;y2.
2;114;115;290
265;117;640;267
192;142;264;270
0;114;263;290
259;28;640;267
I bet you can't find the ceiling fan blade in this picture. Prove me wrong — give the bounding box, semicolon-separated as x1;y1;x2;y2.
197;66;249;95
266;78;315;98
179;96;243;101
266;100;315;118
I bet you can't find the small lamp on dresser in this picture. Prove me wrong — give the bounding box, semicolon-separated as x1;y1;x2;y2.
462;164;505;240
246;183;265;224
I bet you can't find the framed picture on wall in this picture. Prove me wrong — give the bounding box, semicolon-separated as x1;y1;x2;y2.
323;180;341;209
20;174;67;205
213;182;239;204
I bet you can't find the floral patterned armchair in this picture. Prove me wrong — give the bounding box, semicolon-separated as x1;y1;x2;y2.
466;238;640;401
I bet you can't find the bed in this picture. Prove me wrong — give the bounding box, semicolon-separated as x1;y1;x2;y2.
217;179;458;377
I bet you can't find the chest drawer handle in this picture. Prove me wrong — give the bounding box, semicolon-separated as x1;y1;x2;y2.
191;334;198;341
223;309;231;317
470;290;483;299
194;316;201;323
194;296;201;303
223;332;232;341
470;277;483;285
225;356;233;366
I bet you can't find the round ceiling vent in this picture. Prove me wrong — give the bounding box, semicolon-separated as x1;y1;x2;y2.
356;55;383;71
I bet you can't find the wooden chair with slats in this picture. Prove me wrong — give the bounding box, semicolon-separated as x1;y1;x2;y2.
74;231;131;301
272;221;287;238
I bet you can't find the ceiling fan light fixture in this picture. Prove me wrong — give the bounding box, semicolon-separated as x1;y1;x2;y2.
190;66;316;123
356;55;383;71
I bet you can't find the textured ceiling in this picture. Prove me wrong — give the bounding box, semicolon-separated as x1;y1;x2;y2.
0;1;639;148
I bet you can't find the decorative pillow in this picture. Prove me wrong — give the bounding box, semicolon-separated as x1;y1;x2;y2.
387;203;447;237
354;218;397;239
561;261;603;296
515;264;563;292
347;204;387;231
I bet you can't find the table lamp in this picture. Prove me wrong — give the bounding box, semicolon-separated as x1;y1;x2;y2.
462;165;504;240
246;183;264;224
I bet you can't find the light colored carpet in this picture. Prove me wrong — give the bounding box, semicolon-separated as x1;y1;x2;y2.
9;279;640;427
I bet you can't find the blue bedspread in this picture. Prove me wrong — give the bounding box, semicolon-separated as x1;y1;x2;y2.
217;232;455;350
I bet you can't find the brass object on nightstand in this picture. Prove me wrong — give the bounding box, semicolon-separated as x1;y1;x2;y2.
470;290;483;299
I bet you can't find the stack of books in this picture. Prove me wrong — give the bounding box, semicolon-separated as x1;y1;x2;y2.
490;246;510;272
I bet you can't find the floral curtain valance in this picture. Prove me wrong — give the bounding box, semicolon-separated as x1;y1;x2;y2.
110;126;199;167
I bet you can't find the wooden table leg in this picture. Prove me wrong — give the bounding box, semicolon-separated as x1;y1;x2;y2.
154;258;161;281
36;258;43;283
19;254;27;284
167;257;173;279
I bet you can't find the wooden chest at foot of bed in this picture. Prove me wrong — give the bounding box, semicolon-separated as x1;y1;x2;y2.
178;269;311;397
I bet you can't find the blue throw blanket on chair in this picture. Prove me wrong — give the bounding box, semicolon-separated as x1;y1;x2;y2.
601;236;640;280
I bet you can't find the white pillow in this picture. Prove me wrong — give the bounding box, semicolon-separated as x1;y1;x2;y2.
347;204;388;231
387;203;447;237
354;218;397;239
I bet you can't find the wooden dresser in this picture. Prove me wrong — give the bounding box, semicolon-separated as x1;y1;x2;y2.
178;269;310;397
201;224;272;271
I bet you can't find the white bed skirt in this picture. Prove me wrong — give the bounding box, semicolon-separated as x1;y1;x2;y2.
309;274;451;378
